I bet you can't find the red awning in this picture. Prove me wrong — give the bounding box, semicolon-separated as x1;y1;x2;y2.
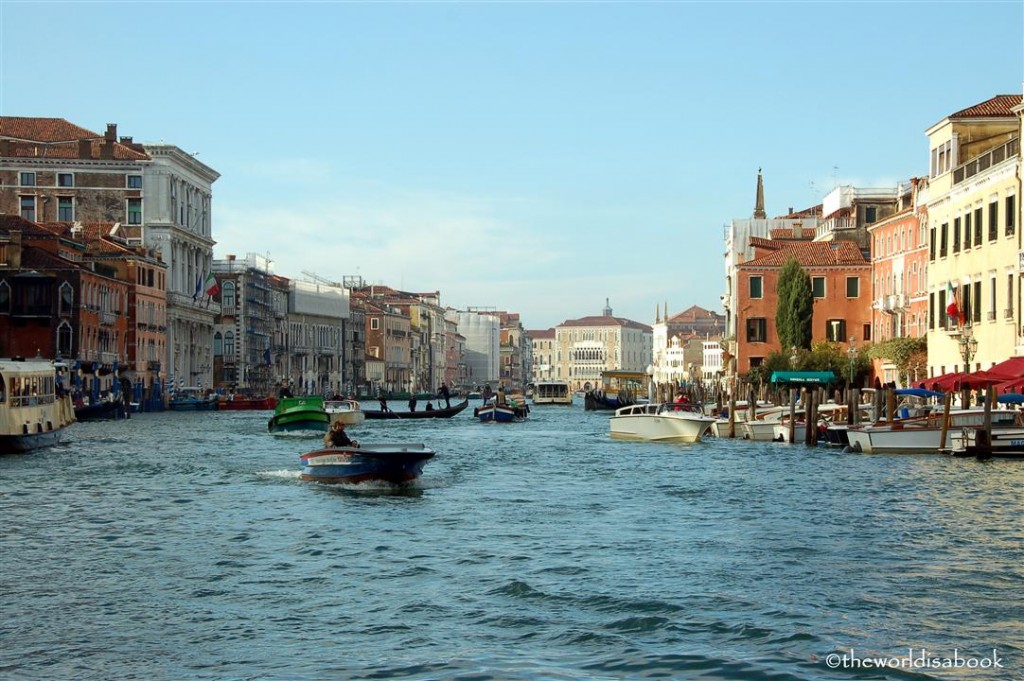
966;357;1024;384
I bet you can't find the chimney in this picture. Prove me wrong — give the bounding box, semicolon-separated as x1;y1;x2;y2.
78;139;92;158
119;136;133;145
105;123;117;142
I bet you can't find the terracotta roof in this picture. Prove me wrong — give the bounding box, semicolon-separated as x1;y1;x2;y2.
740;241;869;268
0;116;149;161
559;315;652;332
19;246;77;271
668;305;723;322
527;328;556;339
948;95;1022;119
0;214;60;239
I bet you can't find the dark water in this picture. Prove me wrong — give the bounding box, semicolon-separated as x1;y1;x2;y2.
1;402;1021;680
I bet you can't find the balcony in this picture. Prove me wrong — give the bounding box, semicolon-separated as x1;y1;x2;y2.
953;137;1019;185
100;311;116;325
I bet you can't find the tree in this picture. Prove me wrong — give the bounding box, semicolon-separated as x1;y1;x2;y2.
865;337;928;386
775;258;814;350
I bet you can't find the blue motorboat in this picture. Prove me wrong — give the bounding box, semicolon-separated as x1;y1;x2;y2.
299;443;435;484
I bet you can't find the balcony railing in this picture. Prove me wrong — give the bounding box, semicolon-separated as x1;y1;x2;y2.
953;137;1020;185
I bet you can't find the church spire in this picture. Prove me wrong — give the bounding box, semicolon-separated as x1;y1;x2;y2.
603;298;612;317
754;167;766;219
655;305;661;324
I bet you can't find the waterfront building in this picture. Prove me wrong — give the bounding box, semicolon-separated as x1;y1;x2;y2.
447;308;500;389
528;328;557;384
359;297;412;395
866;178;930;385
140;141;220;393
555;299;652;392
734;238;871;375
924;94;1022;376
0;216;132;401
287;278;348;395
212;253;277;396
443;317;467;392
722;169;821;386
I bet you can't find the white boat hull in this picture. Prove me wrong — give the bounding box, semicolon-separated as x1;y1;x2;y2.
325;400;366;426
847;409;1019;454
610;404;715;443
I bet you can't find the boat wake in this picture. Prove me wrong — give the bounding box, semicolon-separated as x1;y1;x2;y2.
256;469;302;480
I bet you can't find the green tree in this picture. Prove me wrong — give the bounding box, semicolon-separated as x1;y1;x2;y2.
775;258;814;350
865;337;928;386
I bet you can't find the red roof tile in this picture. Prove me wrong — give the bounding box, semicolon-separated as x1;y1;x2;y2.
559;315;652;332
948;95;1022;119
740;241;868;268
0;116;149;161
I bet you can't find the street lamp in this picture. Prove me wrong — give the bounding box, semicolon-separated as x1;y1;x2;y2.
958;326;978;371
847;337;856;387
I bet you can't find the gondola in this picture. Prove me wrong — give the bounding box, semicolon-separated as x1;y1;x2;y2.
362;398;470;420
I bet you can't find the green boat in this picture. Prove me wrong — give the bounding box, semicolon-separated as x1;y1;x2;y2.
268;396;330;433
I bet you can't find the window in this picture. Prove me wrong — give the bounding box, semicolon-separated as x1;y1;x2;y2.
221;281;235;309
952;218;961;252
846;277;859;298
988;201;998;241
1008;274;1015;318
0;281;9;313
863;323;871;342
749;276;763;299
224;331;235;356
929;292;935;330
974;207;982;246
1006;196;1016;235
990;277;997;321
929;227;936;260
865;206;877;223
57;322;73;357
812;277;825;298
746;318;767;343
127;175;143;189
127;198;142;225
939;223;947;257
20;196;35;221
58;282;73;315
57;173;74;187
20;172;35;186
973;281;981;324
370;318;380;330
826;319;847;342
213;332;223;356
58;197;74;221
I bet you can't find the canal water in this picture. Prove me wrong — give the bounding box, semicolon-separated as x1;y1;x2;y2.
1;401;1021;680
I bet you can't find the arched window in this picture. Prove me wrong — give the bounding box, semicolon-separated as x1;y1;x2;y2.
58;282;74;316
56;322;73;357
0;281;10;313
213;332;223;356
224;331;235;357
222;281;235;309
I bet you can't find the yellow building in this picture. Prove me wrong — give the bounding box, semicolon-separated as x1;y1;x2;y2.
924;94;1022;376
555;300;653;392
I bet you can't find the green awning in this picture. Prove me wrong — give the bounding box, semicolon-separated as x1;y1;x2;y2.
770;371;837;385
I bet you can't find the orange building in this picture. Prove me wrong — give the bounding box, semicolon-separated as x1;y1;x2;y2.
735;239;872;373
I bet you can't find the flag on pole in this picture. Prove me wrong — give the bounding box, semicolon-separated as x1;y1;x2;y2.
945;281;959;324
192;273;203;302
204;271;220;298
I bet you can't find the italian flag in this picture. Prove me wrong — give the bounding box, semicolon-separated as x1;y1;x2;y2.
204;271;220;298
945;281;959;323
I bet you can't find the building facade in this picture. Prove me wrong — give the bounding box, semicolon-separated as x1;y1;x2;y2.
555;300;653;392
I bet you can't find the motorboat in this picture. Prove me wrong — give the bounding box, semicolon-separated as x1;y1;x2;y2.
846;408;1020;454
475;396;529;423
949;425;1024;458
773;403;849;443
324;398;366;426
268;396;329;433
706;400;774;437
609;402;716;443
168;387;218;411
738;406;791;441
300;443;435;484
0;357;76;454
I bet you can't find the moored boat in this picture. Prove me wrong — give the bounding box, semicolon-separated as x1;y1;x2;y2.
609;402;716;443
268;396;329;433
299;443;436;484
846;408;1020;453
74;396;128;421
949;426;1024;458
217;394;277;410
0;357;76;454
168;387;218;411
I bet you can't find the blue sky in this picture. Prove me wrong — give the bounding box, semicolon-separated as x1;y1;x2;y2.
2;1;1022;330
